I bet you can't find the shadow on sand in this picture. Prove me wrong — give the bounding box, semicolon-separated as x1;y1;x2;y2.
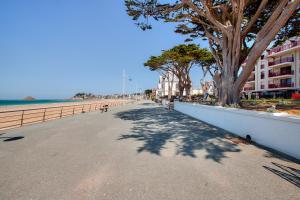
115;106;241;162
0;136;24;142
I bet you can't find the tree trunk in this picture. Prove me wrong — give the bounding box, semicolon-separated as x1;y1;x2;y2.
179;86;184;98
168;91;171;100
167;79;172;100
185;86;191;99
178;80;184;99
214;32;243;106
218;81;240;105
180;68;192;100
217;73;242;106
216;0;299;106
184;80;192;100
168;73;174;100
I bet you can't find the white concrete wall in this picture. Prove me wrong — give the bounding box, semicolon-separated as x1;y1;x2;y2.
174;101;300;159
161;99;169;108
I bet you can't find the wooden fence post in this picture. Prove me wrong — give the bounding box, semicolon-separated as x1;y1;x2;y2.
60;107;63;118
43;108;46;121
20;110;24;126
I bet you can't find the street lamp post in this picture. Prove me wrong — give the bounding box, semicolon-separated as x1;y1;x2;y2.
122;69;126;99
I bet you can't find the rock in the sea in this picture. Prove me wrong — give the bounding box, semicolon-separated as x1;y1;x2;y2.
23;96;36;101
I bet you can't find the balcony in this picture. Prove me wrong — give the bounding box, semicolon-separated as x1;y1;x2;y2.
244;86;255;91
268;40;300;56
268;83;294;89
268;70;294;78
268;57;294;67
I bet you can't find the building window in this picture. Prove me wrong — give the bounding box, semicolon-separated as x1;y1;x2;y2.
261;64;264;69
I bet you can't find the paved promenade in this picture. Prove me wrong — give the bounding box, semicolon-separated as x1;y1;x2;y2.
0;101;299;200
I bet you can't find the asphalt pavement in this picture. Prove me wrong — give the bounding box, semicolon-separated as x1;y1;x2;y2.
0;101;299;200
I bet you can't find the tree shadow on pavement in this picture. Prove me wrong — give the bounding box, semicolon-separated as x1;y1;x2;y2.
263;162;300;188
115;106;241;162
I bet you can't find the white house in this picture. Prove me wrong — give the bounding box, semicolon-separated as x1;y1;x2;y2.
156;71;194;98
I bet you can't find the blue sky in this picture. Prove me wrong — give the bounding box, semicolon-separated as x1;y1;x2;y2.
0;0;208;99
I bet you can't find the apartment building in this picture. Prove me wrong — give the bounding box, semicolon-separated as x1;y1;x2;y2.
243;37;300;98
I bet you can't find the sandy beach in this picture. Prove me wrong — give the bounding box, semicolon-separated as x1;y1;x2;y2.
0;100;110;112
0;99;131;130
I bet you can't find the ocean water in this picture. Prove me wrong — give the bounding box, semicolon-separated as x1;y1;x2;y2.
0;99;80;106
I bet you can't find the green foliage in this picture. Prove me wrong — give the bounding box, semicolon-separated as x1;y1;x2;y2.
144;55;166;71
74;92;95;99
125;0;299;73
144;89;152;95
125;0;299;48
144;44;215;98
273;11;300;46
165;44;214;68
144;44;214;72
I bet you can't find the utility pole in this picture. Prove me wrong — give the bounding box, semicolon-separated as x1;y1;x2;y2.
135;83;138;100
122;69;126;99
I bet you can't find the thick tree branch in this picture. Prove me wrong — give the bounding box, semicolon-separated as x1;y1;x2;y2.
232;0;245;70
256;0;289;41
182;0;231;35
208;40;222;69
189;14;216;29
242;0;268;38
159;4;184;15
203;26;221;45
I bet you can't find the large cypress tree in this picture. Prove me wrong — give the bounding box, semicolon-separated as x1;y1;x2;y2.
144;44;214;99
125;0;299;105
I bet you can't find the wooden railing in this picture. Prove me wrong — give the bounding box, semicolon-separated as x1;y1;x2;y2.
0;100;129;130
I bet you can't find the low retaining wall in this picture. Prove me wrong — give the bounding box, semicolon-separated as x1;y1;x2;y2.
161;99;169;108
174;101;300;159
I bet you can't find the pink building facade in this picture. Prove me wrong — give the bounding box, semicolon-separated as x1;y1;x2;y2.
243;37;300;98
